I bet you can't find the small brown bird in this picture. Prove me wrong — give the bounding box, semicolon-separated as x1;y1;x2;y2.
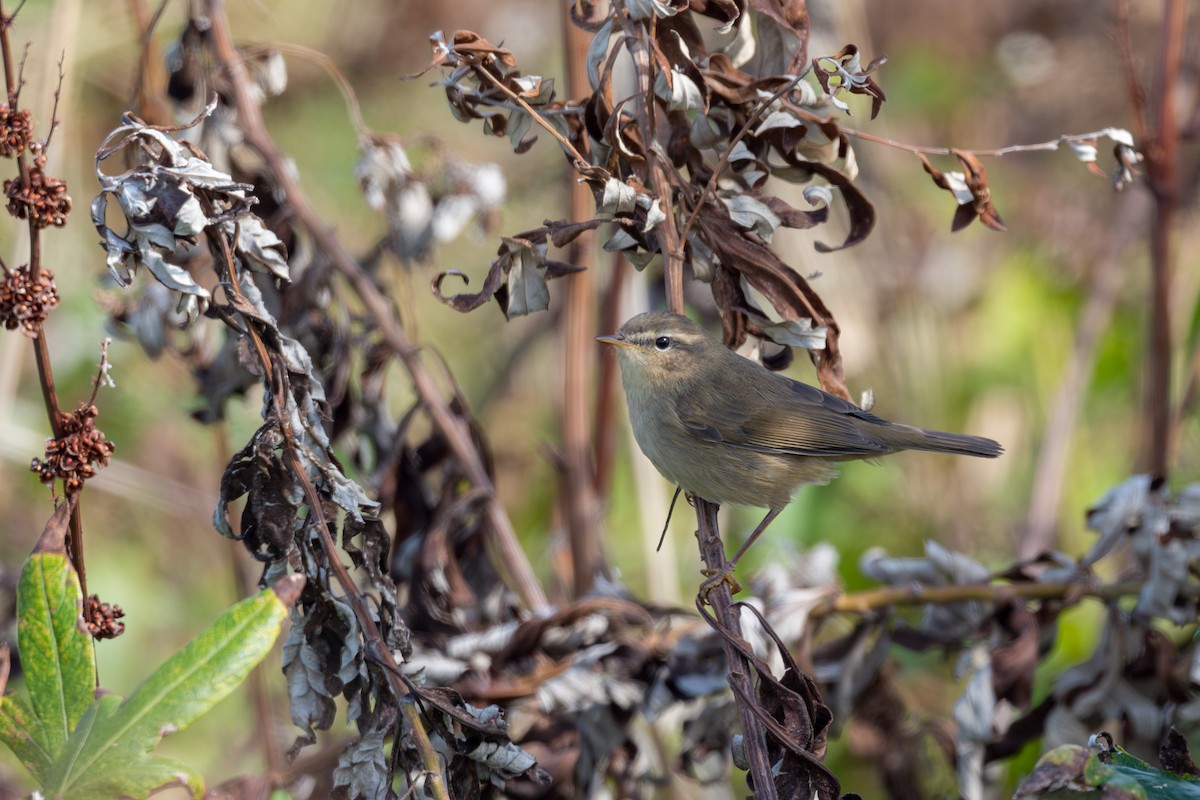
598;311;1002;590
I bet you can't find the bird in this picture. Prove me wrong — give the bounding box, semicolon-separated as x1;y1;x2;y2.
597;310;1002;595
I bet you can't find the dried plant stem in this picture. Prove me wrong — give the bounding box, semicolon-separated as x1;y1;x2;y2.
472;66;587;165
1020;194;1141;558
810;579;1142;619
561;4;604;597
220;239;450;800
841;126;1133;159
614;4;684;312
677;71;806;248
1139;0;1185;478
265;42;366;137
0;0;86;597
694;500;776;798
593;252;629;499
203;0;548;611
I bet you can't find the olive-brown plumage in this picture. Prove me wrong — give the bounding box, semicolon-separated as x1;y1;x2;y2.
598;311;1001;576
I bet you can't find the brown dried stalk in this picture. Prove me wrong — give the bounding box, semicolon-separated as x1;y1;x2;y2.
202;0;547;612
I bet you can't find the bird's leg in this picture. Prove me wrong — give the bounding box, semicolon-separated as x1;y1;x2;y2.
656;486;683;553
698;507;782;603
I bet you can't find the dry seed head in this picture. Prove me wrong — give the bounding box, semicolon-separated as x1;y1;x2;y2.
0;263;59;336
4;157;71;228
30;403;116;493
84;594;126;639
0;105;32;158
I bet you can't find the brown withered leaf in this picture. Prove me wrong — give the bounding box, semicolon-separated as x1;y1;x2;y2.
1160;729;1200;778
748;0;811;72
446;30;518;68
698;208;851;399
952;149;1006;231
432;266;503;313
813;44;887;119
919;151;1007;233
433;233;585;318
990;602;1038;710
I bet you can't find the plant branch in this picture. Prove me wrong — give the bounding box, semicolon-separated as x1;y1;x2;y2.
1140;0;1185;478
677;70;806;248
841;126;1133;159
471;65;587;165
693;499;777;798
218;235;450;800
203;0;548;611
560;1;604;597
612;2;683;312
809;579;1143;619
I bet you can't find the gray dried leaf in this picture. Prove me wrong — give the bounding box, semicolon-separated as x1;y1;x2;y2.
229;215;289;280
332;728;388;800
722;193;781;241
953;645;994;800
1084;475;1153;566
586;15;616;90
498;237;550;317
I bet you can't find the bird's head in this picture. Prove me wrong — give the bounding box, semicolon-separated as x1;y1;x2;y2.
596;311;717;390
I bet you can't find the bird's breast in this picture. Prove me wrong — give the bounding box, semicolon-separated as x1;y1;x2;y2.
623;381;835;509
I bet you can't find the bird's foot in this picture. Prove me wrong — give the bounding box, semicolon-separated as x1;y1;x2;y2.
698;563;743;605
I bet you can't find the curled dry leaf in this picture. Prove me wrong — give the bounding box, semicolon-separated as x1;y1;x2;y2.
918;150;1007;233
812;44;888;119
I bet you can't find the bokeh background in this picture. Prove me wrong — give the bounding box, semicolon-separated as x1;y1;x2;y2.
0;0;1193;796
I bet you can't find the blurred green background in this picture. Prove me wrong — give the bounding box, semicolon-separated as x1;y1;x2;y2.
0;0;1193;796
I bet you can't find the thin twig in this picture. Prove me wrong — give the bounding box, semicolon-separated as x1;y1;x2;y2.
202;0;548;611
677;70;806;247
809;579;1142;619
471;64;588;165
841;126;1135;159
264;42;367;137
218;234;450;800
1019;193;1142;558
41;50;63;150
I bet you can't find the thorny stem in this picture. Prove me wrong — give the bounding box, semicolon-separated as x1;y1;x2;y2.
219;237;451;800
809;579;1143;619
203;0;548;611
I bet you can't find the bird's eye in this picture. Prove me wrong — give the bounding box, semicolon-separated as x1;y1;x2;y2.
654;336;672;351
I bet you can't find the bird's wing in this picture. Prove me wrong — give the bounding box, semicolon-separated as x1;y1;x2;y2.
676;374;894;457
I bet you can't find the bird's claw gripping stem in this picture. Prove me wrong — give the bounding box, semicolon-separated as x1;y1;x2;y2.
699;563;743;605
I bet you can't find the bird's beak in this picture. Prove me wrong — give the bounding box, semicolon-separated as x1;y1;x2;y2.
596;334;634;349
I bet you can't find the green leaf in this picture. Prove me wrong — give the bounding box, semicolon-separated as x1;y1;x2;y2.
1111;750;1200;799
15;500;95;754
41;577;301;799
0;690;53;780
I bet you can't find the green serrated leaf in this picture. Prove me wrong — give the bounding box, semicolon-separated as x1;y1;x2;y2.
0;691;53;780
16;502;96;755
42;581;296;798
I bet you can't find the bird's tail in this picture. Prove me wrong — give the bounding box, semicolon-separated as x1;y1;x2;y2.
886;424;1003;458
